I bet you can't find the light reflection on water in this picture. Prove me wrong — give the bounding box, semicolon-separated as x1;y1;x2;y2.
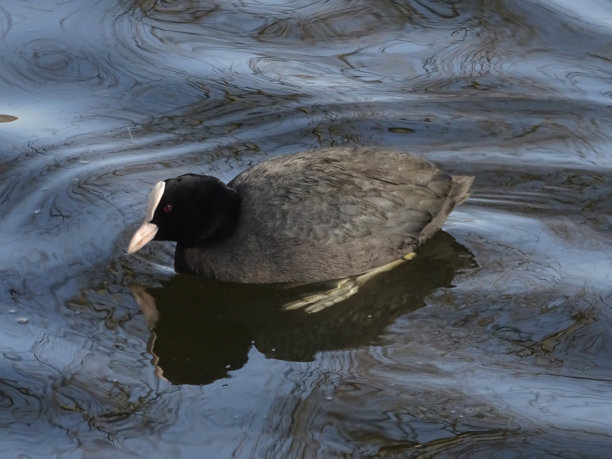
1;0;612;456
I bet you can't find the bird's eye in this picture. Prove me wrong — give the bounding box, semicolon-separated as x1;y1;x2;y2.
163;204;173;213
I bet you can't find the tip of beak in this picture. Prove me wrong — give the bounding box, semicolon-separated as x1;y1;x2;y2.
127;222;159;254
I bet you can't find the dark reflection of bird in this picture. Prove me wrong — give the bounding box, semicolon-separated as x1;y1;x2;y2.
131;231;475;386
127;147;473;285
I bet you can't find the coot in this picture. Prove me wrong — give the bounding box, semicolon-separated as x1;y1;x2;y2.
128;147;473;283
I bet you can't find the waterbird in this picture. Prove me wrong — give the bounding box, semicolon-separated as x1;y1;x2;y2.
127;147;472;308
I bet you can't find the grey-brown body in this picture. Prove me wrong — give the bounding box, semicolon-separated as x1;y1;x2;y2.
174;147;473;283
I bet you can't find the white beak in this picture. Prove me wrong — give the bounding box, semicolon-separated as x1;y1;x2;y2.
127;180;166;255
127;222;159;254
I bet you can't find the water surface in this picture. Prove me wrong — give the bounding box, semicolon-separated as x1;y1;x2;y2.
1;0;612;457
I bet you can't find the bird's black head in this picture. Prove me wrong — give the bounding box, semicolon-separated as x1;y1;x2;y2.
127;174;239;253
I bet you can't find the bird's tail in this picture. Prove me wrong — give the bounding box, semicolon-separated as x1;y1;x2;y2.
418;174;474;244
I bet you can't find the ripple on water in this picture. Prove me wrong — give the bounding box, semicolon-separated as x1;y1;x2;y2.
254;286;612;456
0;7;10;39
16;39;116;87
133;0;420;44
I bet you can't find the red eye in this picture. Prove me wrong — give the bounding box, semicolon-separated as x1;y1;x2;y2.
163;204;173;213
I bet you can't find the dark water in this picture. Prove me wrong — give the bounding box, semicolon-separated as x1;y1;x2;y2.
1;0;612;457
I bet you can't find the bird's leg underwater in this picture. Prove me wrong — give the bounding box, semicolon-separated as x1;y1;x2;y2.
282;252;416;314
